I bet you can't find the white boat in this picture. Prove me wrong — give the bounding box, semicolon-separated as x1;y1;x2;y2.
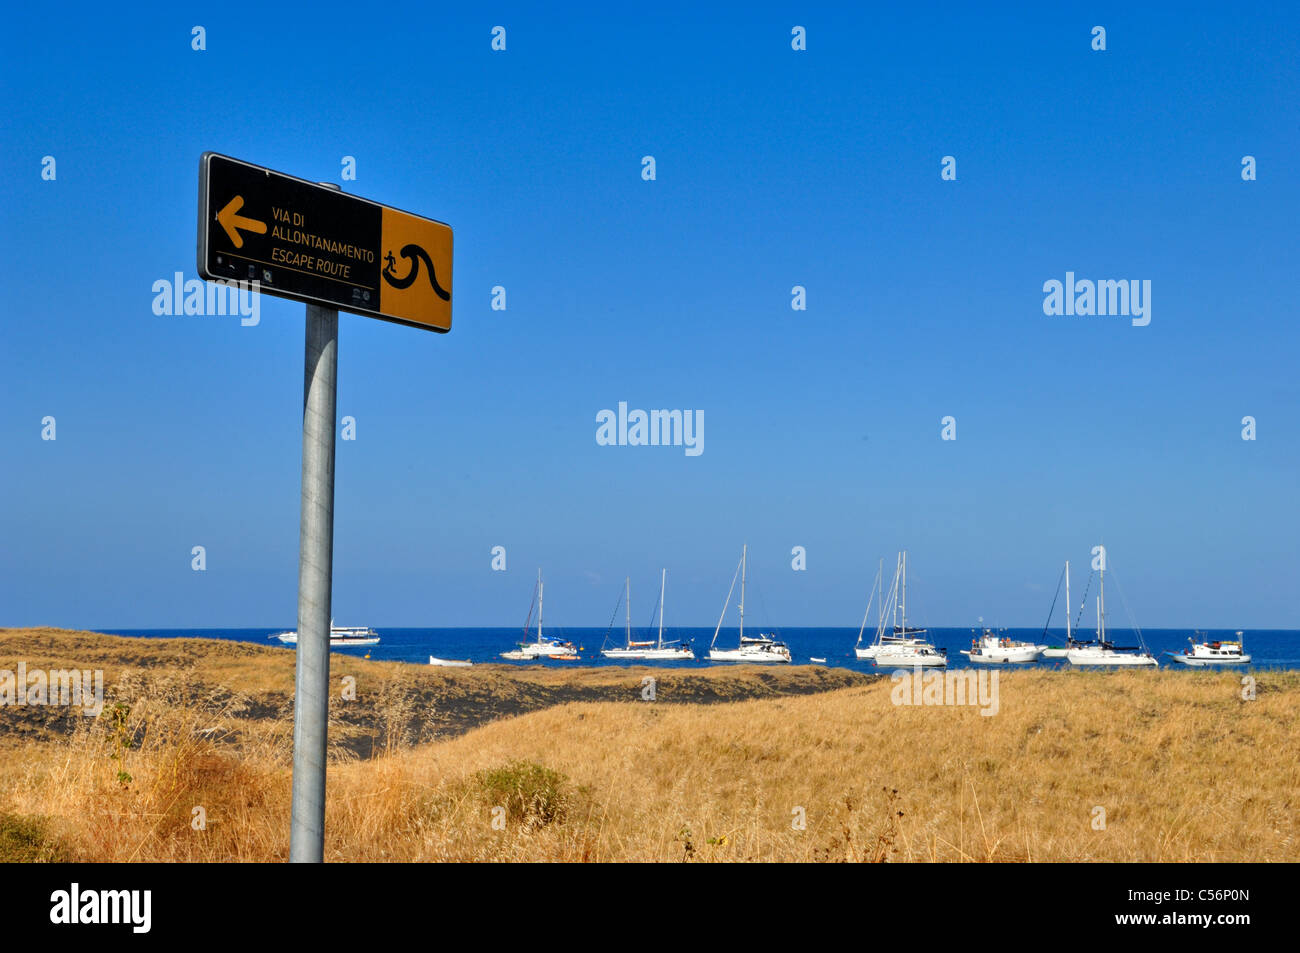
428;656;473;667
708;545;791;663
1168;631;1251;666
868;552;947;668
272;621;381;646
501;570;580;660
960;626;1046;664
853;560;926;660
1067;556;1157;667
809;657;827;664
601;571;694;660
1068;644;1159;666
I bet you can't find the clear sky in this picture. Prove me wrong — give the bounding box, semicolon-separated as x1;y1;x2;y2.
2;3;1297;629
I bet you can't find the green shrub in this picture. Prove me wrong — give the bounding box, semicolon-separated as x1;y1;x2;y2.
475;761;569;828
0;813;70;862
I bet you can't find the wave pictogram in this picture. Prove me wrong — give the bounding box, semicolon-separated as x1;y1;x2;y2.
382;244;450;300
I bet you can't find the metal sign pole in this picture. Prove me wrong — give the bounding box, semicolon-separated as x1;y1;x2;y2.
196;159;450;859
289;297;339;863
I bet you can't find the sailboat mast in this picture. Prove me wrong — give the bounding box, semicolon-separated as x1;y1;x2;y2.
712;552;742;649
878;557;884;630
891;552;900;634
658;568;666;648
900;550;908;632
538;569;544;643
1099;558;1106;643
625;576;631;648
1065;560;1072;641
740;544;746;642
857;559;882;647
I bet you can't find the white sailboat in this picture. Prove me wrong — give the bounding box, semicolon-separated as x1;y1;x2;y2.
1168;631;1251;666
1066;556;1158;667
708;545;791;663
500;570;580;660
1042;560;1091;658
872;551;947;668
856;555;930;660
601;571;695;660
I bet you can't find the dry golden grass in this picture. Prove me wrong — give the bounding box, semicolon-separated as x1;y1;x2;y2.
0;628;1296;862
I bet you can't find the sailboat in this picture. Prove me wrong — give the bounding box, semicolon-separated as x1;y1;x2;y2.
1168;631;1251;666
500;570;580;660
708;545;791;663
871;551;947;668
1066;556;1158;667
856;557;930;659
601;571;694;660
1042;560;1092;658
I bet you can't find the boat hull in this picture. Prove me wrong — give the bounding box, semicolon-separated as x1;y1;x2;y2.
961;642;1046;664
602;648;695;660
1168;653;1250;666
428;656;472;667
708;648;790;663
274;633;380;647
1067;649;1158;667
874;653;947;668
961;650;1043;664
856;638;928;660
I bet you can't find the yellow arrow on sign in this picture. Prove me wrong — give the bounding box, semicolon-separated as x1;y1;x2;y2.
216;195;267;248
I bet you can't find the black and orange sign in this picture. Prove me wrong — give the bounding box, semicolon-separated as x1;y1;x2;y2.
197;153;453;332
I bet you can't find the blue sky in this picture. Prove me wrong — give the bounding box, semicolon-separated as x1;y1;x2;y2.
2;3;1297;629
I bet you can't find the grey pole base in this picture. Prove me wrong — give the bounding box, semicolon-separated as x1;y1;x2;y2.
289;302;338;863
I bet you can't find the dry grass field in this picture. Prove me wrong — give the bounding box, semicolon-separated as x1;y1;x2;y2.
0;627;1296;862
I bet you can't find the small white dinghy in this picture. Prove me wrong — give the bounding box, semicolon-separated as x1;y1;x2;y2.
428;656;473;668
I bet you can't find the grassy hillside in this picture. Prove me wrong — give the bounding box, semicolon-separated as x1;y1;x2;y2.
0;628;1295;862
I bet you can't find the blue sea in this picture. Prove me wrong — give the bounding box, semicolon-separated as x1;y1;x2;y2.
95;627;1300;671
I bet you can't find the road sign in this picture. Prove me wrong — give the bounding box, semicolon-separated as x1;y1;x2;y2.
197;153;453;332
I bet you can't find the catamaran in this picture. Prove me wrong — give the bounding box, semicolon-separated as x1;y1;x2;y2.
871;551;947;668
708;545;791;663
500;570;580;660
273;622;380;647
601;571;694;660
1066;556;1158;667
960;624;1046;664
1168;631;1251;666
